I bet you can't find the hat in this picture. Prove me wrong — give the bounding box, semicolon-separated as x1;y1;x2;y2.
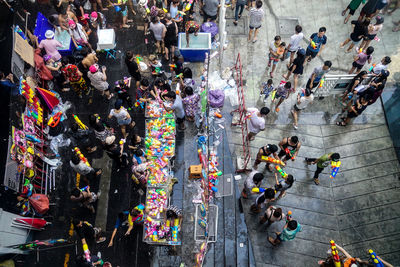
45;30;54;39
298;48;306;55
83;13;90;20
43;54;52;62
89;64;98;73
105;135;116;145
68;19;76;26
381;70;390;78
90;11;98;19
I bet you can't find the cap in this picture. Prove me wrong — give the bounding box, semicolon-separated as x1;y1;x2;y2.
68;19;76;26
381;70;390;78
105;135;116;145
45;30;54;39
89;64;98;73
43;54;52;61
298;48;306;55
83;13;90;19
90;11;98;19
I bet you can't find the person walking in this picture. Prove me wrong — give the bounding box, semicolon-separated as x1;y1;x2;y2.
291;88;314;129
248;0;264;43
149;16;167;54
305;153;341;185
273;81;292;113
201;0;219;22
286;25;304;66
259;206;285;226
108;99;135;138
163;14;178;61
87;64;113;100
267;36;284;78
164;91;186;131
358;0;380;21
348;46;374;74
268;219;302;246
340;19;370;53
246;107;270;141
278;136;301;162
233;0;246;26
283;48;306;91
305;27;327;63
359;16;384;51
306;61;332;90
342;0;367;24
253;144;279;170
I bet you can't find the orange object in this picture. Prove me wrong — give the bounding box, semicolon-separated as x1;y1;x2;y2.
215;112;222;118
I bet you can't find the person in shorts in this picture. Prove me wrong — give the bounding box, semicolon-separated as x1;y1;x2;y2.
283;48;306;91
268;219;302;246
164;91;186;131
250;188;276;213
342;0;366;24
259;206;285;226
349;46;374;74
340;19;370;52
248;0;264;43
273;81;292;113
241;171;264;198
291;88;314;129
268;36;285;78
253;144;279;170
305;27;327;63
286;25;304;66
163;14;178;60
306;61;332;90
359;15;384;51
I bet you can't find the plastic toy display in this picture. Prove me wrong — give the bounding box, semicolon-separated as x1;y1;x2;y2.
145;100;174;118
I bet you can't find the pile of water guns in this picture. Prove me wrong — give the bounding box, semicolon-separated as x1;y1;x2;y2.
145;188;168;217
145;137;175;158
147;158;170;186
144;217;169;243
145;100;174;118
207;150;221;193
146;118;175;140
74;147;91;167
21;80;43;125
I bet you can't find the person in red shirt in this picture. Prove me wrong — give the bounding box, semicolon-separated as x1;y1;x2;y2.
61;57;88;97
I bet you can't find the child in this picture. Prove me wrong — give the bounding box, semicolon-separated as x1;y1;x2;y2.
274;173;294;199
250;188;276;213
283;48;306;91
342;0;366;24
182;87;200;122
241;171;264;199
115;79;134;110
273;81;292;113
148;54;164;76
349;46;374;74
268;36;282;78
260;79;274;102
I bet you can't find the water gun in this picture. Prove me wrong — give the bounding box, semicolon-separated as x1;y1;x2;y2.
135;99;144;109
144;3;150;13
198;218;207;229
330;161;341;179
319;78;325;88
310;40;317;49
83;243;91;262
15;25;27;40
163;8;168;13
176;11;185;22
358;48;363;53
73;114;88;130
185;0;193;10
285;148;295;160
261;156;285;166
48;111;62;127
369;63;376;72
286;210;292;223
330;240;341;267
209;181;218;192
214;112;222;118
270;90;277;100
369;249;384;267
26;134;41;143
74;147;91;167
136;55;142;66
251;187;267;193
275;165;288;178
169;64;177;71
79;186;88;192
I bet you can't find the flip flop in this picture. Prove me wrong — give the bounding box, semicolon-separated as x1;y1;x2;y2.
96;237;106;244
314;178;320;185
252;39;258;43
341;10;346;16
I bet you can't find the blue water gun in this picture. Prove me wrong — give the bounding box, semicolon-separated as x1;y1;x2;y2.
369;250;384;267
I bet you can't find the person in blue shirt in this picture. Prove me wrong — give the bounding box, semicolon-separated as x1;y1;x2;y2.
0;71;18;96
305;27;327;63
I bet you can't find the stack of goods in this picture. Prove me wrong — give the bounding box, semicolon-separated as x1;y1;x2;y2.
145;100;174;118
145;117;175;158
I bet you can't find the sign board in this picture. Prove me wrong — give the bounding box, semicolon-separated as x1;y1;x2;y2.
14;32;34;67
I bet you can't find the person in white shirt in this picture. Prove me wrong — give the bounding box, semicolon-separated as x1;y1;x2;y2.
291;88;314;129
372;56;391;75
286;25;304;66
246;107;270;141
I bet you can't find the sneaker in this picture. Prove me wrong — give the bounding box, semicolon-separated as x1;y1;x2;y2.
293;123;298;130
96;237;106;244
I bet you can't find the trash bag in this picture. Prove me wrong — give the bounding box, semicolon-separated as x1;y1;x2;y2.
208;89;225;108
29;194;49;215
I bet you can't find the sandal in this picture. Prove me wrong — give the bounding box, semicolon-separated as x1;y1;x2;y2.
268;237;276;245
336;121;346;126
96;237;106;244
341;10;346;16
314;178;320;185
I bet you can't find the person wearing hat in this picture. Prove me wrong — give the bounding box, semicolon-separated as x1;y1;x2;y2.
283;48;306;92
68;19;89;50
104;134;129;171
87;64;113;100
38;30;63;61
359;16;384;51
305;153;341;185
184;20;200;47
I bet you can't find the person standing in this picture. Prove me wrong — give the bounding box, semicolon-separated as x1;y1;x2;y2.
164;91;186;131
306;61;332;90
241;171;264;198
38;30;63;61
305;153;341;185
348;46;374;74
268;219;302;246
342;0;367;24
283;48;306;91
87;64;113;100
108;99;135;138
278;136;301;162
73;219;106;245
246;107;270;141
182;87;200;122
253;144;279;170
149;16;167;54
233;0;246;26
371;56;391;75
163;14;178;61
305;27;327;63
201;0;219;22
61;57;88;98
359;16;384;51
185;20;200;47
358;0;380;21
267;36;283;78
259;206;285;226
286;25;304;66
273;81;292;113
248;0;264;43
125;51;142;88
291;88;314;129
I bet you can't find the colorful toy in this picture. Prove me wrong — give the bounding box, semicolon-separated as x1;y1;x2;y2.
369;249;384;267
284;148;295;160
47;111;62;127
251;187;266;193
286;210;292;223
214;112;222;118
261;156;285;166
79;186;88;192
330;161;341;179
145;100;174;118
369;64;376;72
145;188;168;217
171;218;179;242
74;147;91;167
330;240;341;267
275;165;288;178
310;40;317;49
185;0;193;10
20;80;43;125
73;114;88;130
319;78;325;88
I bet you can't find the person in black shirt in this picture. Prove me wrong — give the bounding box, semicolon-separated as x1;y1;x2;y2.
337;93;371;126
72;219;106;244
163;14;178;61
125;51;141;88
282;48;305;91
340;19;370;52
250;188;276;213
